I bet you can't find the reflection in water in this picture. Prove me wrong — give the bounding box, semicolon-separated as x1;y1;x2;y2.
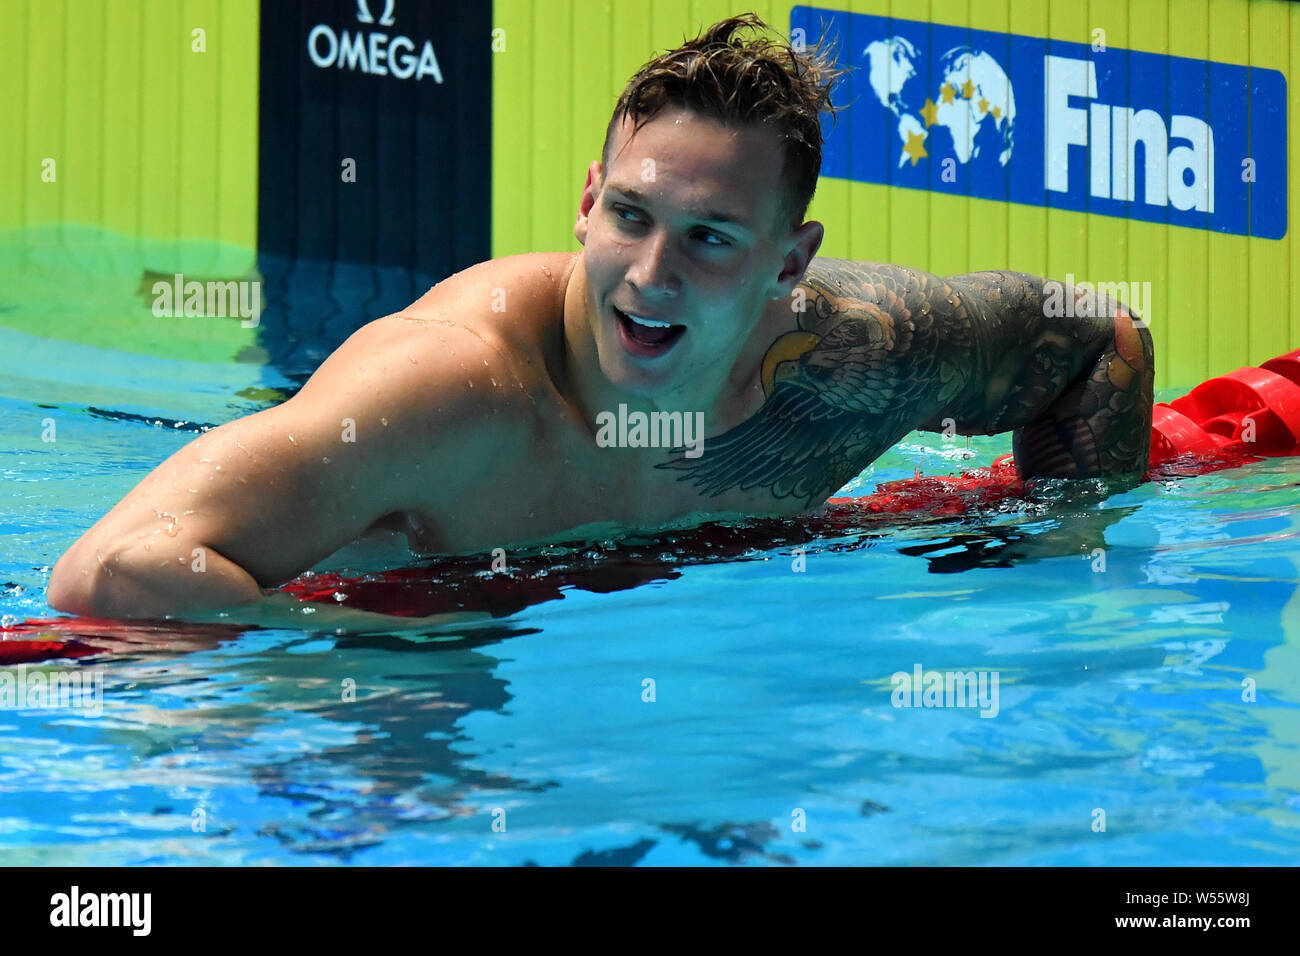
898;503;1140;573
248;627;559;859
659;821;796;866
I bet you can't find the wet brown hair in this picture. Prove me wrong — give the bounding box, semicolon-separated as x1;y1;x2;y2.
600;12;850;234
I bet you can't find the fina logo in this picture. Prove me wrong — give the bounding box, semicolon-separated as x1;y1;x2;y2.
865;37;1213;214
802;7;1286;237
1046;55;1213;213
306;0;443;82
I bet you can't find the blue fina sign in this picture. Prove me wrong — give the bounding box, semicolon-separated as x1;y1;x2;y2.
792;7;1287;239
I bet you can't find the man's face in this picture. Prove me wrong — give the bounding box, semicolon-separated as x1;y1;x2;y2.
574;106;795;399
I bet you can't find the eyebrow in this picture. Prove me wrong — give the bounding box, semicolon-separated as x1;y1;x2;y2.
606;185;753;232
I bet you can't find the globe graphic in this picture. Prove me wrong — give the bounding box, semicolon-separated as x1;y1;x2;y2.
864;37;1017;170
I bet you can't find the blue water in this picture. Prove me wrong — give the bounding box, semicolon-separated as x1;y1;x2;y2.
3;322;1300;865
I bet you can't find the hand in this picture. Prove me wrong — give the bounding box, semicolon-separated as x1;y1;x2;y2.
1013;308;1155;486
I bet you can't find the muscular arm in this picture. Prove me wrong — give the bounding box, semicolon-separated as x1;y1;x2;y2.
914;269;1154;484
793;260;1157;478
659;259;1154;504
48;315;506;621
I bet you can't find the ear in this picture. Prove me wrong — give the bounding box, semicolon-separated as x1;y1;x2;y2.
768;220;826;298
574;161;603;246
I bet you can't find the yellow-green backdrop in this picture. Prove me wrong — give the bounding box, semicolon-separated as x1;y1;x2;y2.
491;0;1300;392
0;0;258;251
0;0;260;360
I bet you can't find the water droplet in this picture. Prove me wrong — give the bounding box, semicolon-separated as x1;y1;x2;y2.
541;265;552;277
381;417;389;426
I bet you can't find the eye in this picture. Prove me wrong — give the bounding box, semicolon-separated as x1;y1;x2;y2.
695;229;731;247
611;203;644;224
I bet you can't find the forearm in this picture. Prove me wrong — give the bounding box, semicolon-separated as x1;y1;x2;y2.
50;539;486;633
930;270;1154;482
1012;306;1154;483
48;537;265;620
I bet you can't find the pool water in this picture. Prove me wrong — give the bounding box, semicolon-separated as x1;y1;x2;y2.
3;287;1300;865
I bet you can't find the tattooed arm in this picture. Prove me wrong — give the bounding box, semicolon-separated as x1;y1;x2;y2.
914;269;1154;485
659;259;1155;506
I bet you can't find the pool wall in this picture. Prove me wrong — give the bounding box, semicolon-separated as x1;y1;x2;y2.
1;0;1295;389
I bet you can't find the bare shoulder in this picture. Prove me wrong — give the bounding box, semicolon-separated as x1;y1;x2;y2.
404;252;574;328
284;256;574;504
332;251;574;381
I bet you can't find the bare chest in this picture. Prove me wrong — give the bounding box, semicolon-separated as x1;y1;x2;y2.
399;412;820;557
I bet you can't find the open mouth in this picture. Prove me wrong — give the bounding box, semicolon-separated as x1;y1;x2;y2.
614;306;687;359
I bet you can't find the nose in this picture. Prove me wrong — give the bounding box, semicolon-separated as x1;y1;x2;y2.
627;230;681;299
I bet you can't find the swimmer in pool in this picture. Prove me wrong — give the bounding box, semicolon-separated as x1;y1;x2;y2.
48;13;1153;628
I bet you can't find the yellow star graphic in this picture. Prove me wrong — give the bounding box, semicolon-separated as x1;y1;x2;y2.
903;130;928;166
939;82;956;104
961;78;975;99
991;105;1002;121
921;97;939;128
978;97;989;114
